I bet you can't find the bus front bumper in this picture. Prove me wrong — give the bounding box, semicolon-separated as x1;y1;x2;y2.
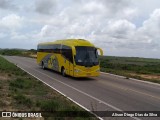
73;71;100;77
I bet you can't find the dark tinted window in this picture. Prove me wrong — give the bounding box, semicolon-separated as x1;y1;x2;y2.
75;46;98;67
61;45;73;63
53;44;61;53
37;44;61;53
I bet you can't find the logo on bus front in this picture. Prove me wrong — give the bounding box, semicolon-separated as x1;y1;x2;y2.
86;67;91;71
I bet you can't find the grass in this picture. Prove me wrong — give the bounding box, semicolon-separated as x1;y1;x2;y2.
13;93;33;108
0;49;24;56
100;56;160;84
0;49;37;58
0;56;96;120
9;78;33;89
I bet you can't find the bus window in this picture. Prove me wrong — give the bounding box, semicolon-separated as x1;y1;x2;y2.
75;46;99;67
61;45;73;63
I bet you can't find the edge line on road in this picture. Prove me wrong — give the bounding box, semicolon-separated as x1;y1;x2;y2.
101;72;160;87
16;64;103;120
18;65;141;120
5;56;141;120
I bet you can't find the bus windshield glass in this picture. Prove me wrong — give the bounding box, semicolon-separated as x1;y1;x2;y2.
75;46;99;67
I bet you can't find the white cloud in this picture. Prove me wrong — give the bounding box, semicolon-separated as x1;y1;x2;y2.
105;19;136;38
0;32;7;38
0;0;160;58
37;7;159;53
80;1;105;14
132;8;160;50
140;9;160;39
0;14;23;31
10;32;27;40
122;8;138;20
0;0;18;10
34;0;57;15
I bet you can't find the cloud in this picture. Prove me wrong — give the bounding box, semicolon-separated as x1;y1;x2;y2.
100;0;129;11
32;0;160;53
105;19;136;38
34;0;57;15
0;14;23;31
10;32;27;40
132;9;160;50
96;0;137;18
0;0;160;58
91;8;160;51
139;9;160;39
80;1;105;15
0;32;7;38
0;0;18;10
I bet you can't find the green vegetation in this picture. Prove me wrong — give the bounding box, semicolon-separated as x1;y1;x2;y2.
0;56;96;120
100;56;160;83
0;49;37;58
0;49;24;56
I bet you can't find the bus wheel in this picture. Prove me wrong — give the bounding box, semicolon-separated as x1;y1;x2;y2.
42;62;45;70
61;68;66;77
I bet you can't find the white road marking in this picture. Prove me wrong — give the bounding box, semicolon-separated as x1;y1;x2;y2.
16;64;103;120
6;56;141;120
97;77;160;101
25;66;141;120
101;72;160;87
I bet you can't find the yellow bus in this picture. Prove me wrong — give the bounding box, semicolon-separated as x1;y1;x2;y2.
37;39;103;77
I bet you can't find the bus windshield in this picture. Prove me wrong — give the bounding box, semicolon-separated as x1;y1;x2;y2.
75;46;99;67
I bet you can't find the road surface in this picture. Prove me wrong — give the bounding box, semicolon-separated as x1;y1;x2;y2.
4;56;160;120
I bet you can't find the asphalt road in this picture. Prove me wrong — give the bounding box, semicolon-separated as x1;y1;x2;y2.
4;56;160;120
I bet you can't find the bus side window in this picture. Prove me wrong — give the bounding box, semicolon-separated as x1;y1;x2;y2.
62;45;73;63
53;44;61;53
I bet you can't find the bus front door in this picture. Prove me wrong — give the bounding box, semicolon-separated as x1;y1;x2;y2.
69;62;74;76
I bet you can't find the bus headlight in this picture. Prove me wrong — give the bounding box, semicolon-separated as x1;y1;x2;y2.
74;69;81;73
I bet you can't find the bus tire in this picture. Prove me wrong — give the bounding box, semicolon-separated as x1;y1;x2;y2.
61;68;66;77
42;62;45;70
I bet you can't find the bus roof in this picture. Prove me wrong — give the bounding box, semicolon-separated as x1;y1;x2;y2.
38;39;95;47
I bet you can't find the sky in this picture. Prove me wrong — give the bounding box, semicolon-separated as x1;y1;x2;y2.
0;0;160;58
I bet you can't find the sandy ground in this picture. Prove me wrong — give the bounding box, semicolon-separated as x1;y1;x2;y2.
140;74;160;80
130;73;160;80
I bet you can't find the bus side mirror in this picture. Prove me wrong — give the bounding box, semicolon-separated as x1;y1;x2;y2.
96;48;103;56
